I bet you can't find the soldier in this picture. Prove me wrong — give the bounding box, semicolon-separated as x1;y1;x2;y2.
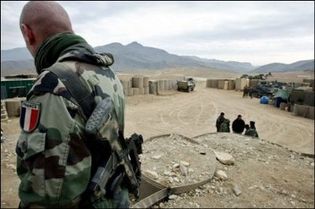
232;114;245;134
243;86;249;98
16;2;131;208
244;121;259;138
216;112;225;132
244;124;250;133
219;118;230;133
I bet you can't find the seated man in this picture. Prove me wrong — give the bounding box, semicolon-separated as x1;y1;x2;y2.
232;115;245;134
244;121;259;138
219;118;230;133
216;112;225;132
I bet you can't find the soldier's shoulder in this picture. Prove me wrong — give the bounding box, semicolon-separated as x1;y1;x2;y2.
28;66;71;100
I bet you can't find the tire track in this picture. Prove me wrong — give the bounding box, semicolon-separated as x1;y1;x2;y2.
125;87;314;155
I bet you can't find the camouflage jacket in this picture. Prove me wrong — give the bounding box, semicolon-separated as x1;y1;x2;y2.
244;128;259;138
219;119;230;133
16;51;125;207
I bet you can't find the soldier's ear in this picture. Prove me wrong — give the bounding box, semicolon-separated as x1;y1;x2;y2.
21;24;37;57
21;24;35;46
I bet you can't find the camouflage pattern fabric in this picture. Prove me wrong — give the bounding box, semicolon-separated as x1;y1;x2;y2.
219;119;230;133
16;50;126;208
244;128;259;138
216;115;225;132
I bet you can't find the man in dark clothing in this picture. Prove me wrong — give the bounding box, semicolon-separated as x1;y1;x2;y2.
243;86;249;98
216;112;225;132
232;115;245;134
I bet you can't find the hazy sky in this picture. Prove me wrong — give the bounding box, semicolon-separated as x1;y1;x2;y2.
1;1;314;65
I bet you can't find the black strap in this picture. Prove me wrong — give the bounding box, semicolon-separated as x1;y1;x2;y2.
48;64;95;119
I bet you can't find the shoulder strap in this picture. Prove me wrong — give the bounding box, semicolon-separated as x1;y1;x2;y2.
48;63;95;120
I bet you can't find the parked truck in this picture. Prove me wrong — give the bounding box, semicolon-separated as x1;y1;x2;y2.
177;78;196;92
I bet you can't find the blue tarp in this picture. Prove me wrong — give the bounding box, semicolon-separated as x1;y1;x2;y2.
260;96;269;104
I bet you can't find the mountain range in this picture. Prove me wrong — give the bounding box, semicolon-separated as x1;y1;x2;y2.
252;60;314;73
1;41;314;77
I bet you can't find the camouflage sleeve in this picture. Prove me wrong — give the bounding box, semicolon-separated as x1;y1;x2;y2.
16;71;91;207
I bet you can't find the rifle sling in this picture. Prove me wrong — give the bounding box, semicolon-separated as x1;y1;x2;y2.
48;65;95;119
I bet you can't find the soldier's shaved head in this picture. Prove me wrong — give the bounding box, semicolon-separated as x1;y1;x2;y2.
20;1;73;56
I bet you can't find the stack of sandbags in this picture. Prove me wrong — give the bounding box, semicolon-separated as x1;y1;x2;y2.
132;88;140;96
206;79;211;88
143;77;149;95
218;80;228;89
166;80;177;90
235;78;250;91
130;76;142;96
120;79;131;96
227;80;235;90
149;80;158;95
206;79;219;88
132;76;143;88
158;80;164;92
303;91;314;107
293;104;314;120
309;106;315;119
1;101;8;121
223;81;229;90
163;80;168;91
5;97;26;117
169;80;177;90
127;87;133;96
129;75;150;96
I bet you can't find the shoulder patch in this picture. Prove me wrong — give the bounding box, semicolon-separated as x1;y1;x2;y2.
20;101;41;133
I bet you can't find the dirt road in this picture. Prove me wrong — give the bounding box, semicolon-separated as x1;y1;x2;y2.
125;82;314;155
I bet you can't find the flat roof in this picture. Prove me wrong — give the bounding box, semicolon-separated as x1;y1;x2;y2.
1;77;36;81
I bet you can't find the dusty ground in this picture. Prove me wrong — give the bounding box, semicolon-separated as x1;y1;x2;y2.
157;133;314;208
124;82;314;155
1;70;314;208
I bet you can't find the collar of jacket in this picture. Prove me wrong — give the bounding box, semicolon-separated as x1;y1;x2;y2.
34;32;94;74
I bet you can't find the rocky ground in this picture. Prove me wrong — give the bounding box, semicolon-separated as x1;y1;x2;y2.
148;133;314;208
141;134;216;187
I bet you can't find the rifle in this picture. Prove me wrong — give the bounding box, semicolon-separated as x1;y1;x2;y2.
84;97;143;200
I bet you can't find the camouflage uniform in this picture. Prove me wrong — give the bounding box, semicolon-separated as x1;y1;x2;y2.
16;36;128;208
219;119;230;133
216;115;225;132
244;128;259;138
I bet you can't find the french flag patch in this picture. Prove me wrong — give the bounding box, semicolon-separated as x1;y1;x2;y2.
20;101;41;133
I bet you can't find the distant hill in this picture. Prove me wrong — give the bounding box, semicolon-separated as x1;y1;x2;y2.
185;56;254;72
252;60;314;73
1;42;254;77
1;47;33;61
95;42;256;72
1;60;36;76
1;42;313;77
